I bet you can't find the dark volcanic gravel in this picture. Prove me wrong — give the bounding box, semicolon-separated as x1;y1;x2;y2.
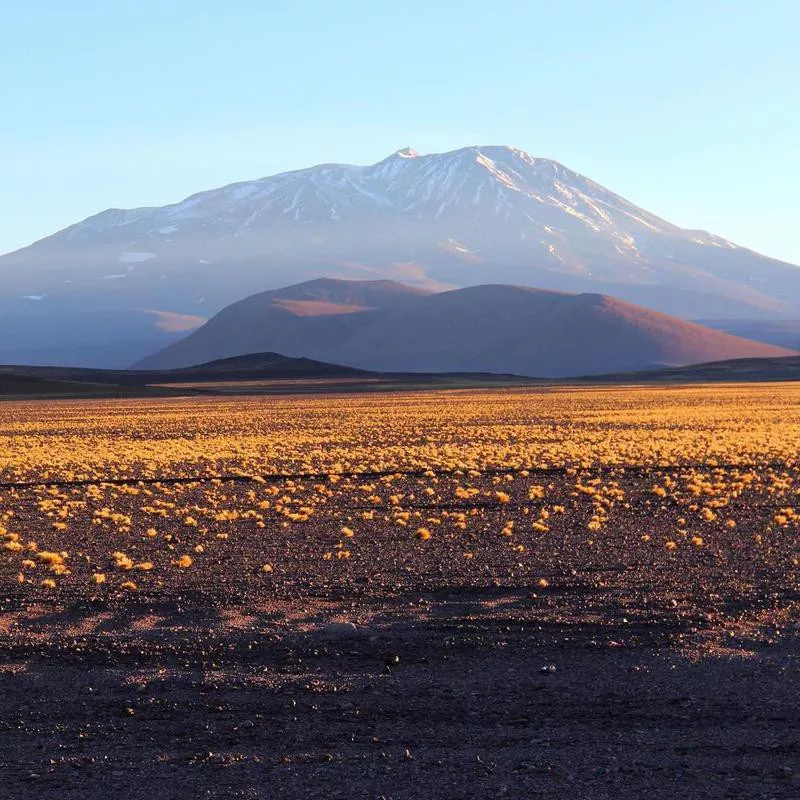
1;388;799;799
1;469;798;799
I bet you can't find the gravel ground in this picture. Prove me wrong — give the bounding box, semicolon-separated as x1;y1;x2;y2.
1;472;798;800
0;390;798;798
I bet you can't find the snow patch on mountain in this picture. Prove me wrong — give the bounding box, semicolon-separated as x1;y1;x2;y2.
120;251;157;263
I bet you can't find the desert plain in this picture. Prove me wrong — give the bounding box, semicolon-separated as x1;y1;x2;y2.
0;385;798;799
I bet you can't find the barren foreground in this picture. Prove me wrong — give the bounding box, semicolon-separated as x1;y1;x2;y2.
1;386;798;799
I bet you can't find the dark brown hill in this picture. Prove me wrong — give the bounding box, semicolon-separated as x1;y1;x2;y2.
136;279;794;376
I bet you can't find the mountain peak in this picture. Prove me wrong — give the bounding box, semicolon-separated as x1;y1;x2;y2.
393;146;419;159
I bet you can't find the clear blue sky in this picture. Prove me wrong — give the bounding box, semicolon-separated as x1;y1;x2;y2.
2;0;798;262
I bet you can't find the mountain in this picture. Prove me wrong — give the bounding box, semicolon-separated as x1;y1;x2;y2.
697;319;800;351
0;350;540;399
135;278;794;377
0;350;370;387
4;145;800;367
0;352;370;399
584;355;800;384
135;278;430;369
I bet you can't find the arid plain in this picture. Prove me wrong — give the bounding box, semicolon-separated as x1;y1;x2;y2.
1;385;798;799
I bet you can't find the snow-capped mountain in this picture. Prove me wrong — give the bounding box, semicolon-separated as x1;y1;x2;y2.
2;145;800;367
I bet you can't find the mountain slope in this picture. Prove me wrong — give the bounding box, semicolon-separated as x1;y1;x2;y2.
697;319;800;351
4;145;800;367
136;279;794;377
0;352;373;399
136;278;431;368
583;354;800;384
0;350;371;387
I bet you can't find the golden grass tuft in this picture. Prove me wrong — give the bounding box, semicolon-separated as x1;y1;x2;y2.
37;551;64;566
112;551;134;570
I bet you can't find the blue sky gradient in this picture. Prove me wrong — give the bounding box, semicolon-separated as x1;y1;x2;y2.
2;1;798;262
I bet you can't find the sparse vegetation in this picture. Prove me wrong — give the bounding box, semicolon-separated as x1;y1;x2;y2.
0;385;797;799
0;386;797;595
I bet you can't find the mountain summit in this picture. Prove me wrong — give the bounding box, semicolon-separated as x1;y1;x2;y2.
3;145;800;366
